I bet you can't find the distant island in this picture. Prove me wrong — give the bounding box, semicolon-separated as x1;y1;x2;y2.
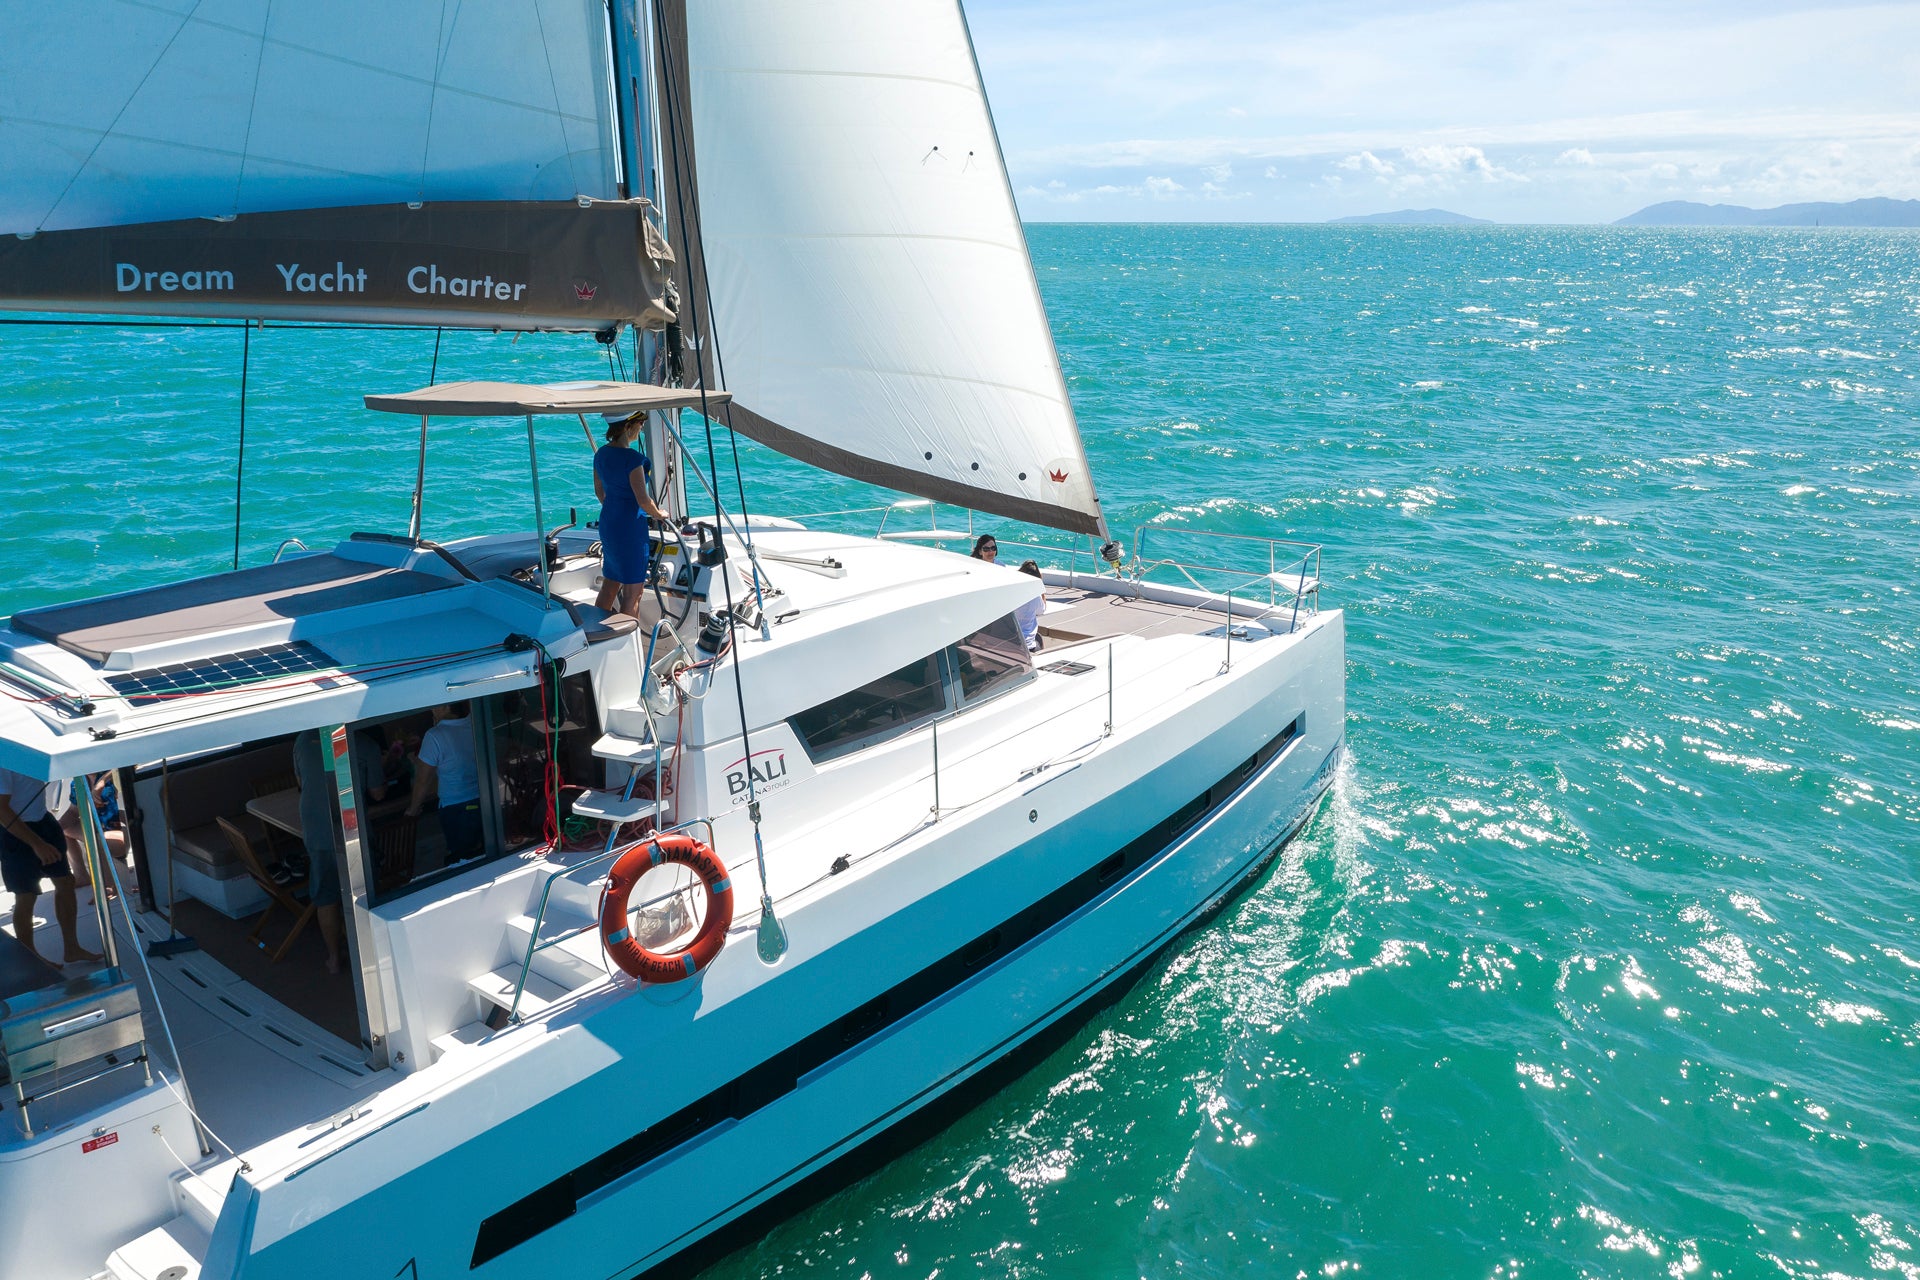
1330;209;1493;226
1615;197;1920;227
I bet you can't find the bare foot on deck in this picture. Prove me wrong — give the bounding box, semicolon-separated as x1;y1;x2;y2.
63;947;103;966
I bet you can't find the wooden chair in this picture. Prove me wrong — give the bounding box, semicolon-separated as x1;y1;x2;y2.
217;817;314;963
249;772;301;861
371;818;418;895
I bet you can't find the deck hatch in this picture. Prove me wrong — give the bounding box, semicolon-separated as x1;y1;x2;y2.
104;640;339;705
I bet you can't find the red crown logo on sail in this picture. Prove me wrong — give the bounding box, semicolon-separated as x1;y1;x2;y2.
1048;468;1068;483
574;281;598;301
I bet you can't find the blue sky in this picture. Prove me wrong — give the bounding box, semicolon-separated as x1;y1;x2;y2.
965;0;1920;223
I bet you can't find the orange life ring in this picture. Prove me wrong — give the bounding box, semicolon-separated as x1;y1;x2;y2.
600;833;734;983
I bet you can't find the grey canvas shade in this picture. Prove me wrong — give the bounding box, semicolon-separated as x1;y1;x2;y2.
363;381;732;418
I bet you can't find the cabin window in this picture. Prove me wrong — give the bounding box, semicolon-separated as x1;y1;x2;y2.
949;613;1033;707
484;673;599;854
788;652;948;763
787;612;1036;764
356;674;598;905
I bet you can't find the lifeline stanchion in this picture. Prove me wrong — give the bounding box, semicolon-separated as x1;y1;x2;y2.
1224;590;1233;673
526;413;551;604
930;720;941;820
1105;643;1114;737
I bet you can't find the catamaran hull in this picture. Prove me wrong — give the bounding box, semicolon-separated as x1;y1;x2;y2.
211;628;1343;1280
635;739;1341;1280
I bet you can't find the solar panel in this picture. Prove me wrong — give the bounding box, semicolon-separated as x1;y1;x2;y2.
106;641;340;705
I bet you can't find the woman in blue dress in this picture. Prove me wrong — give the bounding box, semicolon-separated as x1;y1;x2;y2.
594;412;673;614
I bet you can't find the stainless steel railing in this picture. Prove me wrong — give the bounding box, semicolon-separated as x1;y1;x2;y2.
1126;525;1322;629
505;816;717;1024
790;503;1320;612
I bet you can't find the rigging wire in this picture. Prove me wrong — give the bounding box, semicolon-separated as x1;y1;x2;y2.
231;0;275;214
653;1;783;960
34;0;206;231
530;0;582;199
232;322;251;570
429;326;443;384
648;5;753;533
100;850;247;1168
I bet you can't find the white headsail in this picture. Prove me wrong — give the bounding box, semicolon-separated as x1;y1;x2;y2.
665;0;1106;536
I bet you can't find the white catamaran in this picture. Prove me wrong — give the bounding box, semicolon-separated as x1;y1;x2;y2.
0;3;1344;1277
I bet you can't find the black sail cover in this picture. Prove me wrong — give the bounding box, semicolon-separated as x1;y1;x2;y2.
0;201;676;331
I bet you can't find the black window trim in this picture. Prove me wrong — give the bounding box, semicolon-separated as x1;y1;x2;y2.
788;613;1038;767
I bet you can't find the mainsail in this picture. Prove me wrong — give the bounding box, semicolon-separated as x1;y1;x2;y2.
0;1;672;329
658;0;1107;537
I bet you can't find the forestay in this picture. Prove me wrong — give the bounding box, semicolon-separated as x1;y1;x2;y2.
668;0;1106;536
0;0;673;329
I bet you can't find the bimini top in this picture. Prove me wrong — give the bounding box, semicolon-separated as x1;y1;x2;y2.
363;380;733;418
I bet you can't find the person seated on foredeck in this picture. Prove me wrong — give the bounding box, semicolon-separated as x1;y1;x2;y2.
971;534;999;564
292;729;348;975
593;412;674;616
59;774;130;902
406;703;483;864
1014;560;1045;651
0;765;103;966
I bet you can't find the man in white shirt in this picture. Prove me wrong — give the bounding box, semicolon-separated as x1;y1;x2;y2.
0;766;102;965
406;703;483;863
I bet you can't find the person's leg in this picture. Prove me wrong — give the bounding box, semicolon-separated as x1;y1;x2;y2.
58;809;92;892
98;828;129;898
439;802;483;862
316;905;345;975
307;847;344;974
49;876;101;964
595;576;625;612
12;888;38;957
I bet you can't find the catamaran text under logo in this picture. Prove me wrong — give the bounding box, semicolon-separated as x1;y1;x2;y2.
725;749;790;803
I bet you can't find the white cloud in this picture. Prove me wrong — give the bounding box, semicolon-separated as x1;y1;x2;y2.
1399;144;1526;182
969;0;1920;220
1337;150;1396;177
1144;175;1184;197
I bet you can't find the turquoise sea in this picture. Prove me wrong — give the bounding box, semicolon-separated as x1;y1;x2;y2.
3;225;1917;1278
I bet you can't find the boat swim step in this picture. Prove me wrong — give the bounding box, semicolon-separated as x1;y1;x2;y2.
602;703;659;740
591;730;662;765
569;790;659;826
503;914;611;988
468;964;574;1020
429;1020;492;1066
172;1161;239;1235
105;1212;207;1280
539;866;609;918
